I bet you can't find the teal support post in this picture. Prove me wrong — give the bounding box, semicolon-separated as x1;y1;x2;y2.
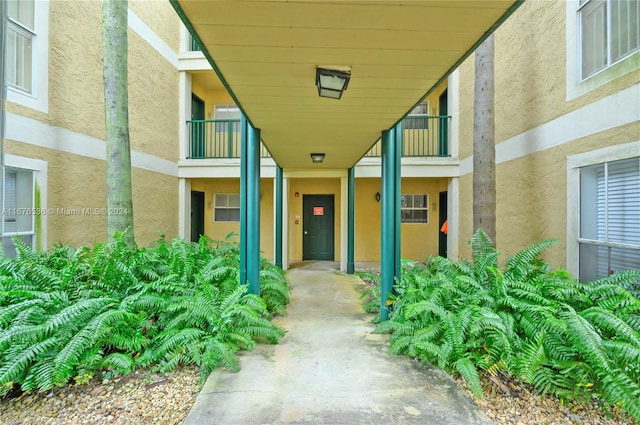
393;122;402;281
246;123;261;295
239;115;248;286
380;129;396;322
275;166;283;268
347;167;355;274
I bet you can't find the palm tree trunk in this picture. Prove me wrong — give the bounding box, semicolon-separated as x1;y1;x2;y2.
102;0;134;245
473;33;496;245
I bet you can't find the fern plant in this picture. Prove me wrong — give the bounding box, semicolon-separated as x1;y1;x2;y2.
0;233;289;395
375;229;640;420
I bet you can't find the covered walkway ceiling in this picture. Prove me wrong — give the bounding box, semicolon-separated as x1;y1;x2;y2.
172;0;522;169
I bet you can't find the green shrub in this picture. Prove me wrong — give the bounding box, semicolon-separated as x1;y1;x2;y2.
375;230;640;420
0;233;289;395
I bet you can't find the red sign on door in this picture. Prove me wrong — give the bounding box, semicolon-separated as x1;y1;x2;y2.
313;207;324;216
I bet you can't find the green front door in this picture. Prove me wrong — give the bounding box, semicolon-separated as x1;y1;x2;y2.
303;194;334;261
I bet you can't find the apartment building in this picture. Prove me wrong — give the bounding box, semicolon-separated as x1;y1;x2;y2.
3;0;638;285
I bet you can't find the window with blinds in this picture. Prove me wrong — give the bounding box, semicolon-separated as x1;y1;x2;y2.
2;168;35;257
214;193;240;222
579;157;640;282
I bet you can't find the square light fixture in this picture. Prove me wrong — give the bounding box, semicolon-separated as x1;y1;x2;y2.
310;153;325;163
315;66;351;99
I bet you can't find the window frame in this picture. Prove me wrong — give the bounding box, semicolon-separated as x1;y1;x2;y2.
5;0;49;113
567;141;640;278
403;101;430;130
213;104;241;121
213;193;240;222
577;0;640;81
400;194;429;224
566;0;639;100
1;167;36;256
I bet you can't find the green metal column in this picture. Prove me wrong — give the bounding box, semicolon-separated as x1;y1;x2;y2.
239;115;248;286
275;165;283;268
246;123;261;295
393;122;402;281
347;167;355;274
380;129;396;322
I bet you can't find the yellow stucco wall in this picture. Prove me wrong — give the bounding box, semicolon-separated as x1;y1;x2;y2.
191;178;275;260
355;177;449;262
354;178;381;261
400;178;449;261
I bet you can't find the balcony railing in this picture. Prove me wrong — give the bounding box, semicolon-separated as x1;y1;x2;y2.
364;115;451;158
186;115;450;160
186;120;271;159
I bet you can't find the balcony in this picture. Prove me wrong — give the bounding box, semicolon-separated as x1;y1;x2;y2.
364;115;451;158
186;120;271;159
185;115;450;160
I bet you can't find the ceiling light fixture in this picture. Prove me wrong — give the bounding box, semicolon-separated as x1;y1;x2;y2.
310;153;325;163
315;66;351;99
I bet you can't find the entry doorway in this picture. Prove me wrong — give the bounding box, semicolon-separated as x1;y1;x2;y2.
191;94;205;158
439;191;448;258
191;191;205;242
303;194;335;261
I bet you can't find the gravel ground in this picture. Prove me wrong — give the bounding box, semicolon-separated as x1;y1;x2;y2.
0;367;201;425
457;374;638;425
1;361;637;425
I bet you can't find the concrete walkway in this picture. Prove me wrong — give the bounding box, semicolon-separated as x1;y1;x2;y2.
183;262;493;425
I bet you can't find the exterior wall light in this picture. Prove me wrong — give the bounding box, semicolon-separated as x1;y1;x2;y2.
310;153;325;163
375;192;381;202
315;66;351;99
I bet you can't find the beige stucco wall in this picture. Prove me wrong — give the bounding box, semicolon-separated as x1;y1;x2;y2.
4;1;181;249
3;142;178;248
128;0;181;53
455;0;640;269
458;122;639;269
7;1;180;161
191;178;275;260
457;0;640;161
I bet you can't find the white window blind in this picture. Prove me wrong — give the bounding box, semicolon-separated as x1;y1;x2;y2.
580;157;640;281
2;168;35;257
214;193;240;222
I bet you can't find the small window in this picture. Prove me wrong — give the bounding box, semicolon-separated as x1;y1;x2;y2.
2;168;35;257
579;0;640;80
404;101;429;130
6;0;35;94
214;193;240;222
214;104;241;120
401;194;429;223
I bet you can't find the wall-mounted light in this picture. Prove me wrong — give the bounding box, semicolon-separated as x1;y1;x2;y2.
315;66;351;99
375;192;381;202
310;153;325;163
